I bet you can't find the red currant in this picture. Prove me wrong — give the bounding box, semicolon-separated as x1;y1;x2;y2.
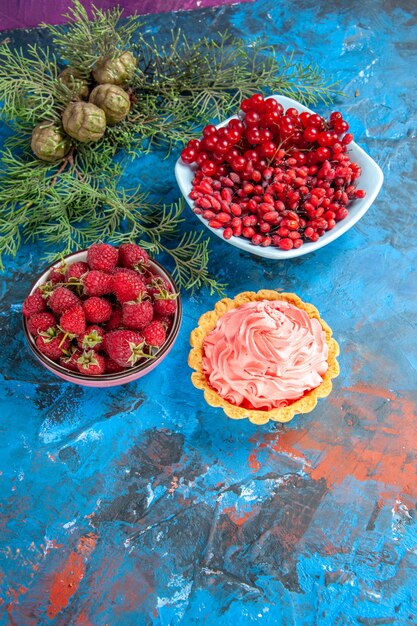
264;98;279;112
188;139;200;150
212;152;225;163
304;127;319;142
286;107;299;118
293;151;307;165
203;124;217;137
225;128;241;143
181;147;196;164
245;111;261;127
201;160;217;176
299;112;311;127
315;146;331;161
250;93;265;111
188;101;361;251
228;118;244;132
231;156;247;172
246;128;262;144
244;149;258;161
259;129;273;142
260;141;277;158
307;114;323;128
241;98;252;112
342;133;354;145
317;131;333;147
330;111;342;123
216;138;231;153
196;151;209;165
225;148;240;163
334;120;349;133
204;136;218;151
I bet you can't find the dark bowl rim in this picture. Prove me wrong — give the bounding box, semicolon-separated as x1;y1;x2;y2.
22;249;182;381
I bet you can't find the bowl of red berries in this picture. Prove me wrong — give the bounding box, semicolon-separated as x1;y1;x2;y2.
22;242;181;387
175;94;383;259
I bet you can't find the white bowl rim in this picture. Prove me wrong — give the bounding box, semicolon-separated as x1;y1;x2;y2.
175;94;384;260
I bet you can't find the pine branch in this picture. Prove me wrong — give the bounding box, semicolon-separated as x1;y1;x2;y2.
133;31;342;129
131;199;185;240
0;149;225;293
46;0;141;74
0;44;72;125
157;232;226;296
0;0;341;296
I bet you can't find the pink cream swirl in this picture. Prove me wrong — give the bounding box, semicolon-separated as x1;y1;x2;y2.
202;300;329;410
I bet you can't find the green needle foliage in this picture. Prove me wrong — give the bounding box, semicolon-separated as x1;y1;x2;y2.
47;1;141;74
0;0;339;293
0;44;72;128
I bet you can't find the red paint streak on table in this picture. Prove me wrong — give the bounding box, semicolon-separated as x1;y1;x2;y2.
248;384;417;499
47;533;97;620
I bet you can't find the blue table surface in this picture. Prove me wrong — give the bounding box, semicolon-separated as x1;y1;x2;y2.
1;1;417;624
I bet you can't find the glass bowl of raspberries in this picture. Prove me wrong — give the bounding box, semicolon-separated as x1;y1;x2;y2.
175;94;384;259
22;242;182;387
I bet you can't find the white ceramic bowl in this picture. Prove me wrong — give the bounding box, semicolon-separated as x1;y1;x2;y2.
175;94;384;259
23;250;182;387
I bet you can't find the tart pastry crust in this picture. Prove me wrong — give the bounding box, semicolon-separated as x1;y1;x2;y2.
189;290;340;425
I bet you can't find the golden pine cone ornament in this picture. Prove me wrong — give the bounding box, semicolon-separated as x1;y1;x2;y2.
62;102;106;142
31;122;71;162
58;68;90;100
92;51;137;86
89;84;130;125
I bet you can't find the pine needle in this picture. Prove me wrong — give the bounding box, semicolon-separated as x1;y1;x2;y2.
0;0;340;293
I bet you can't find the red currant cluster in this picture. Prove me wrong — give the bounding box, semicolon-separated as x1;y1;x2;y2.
180;94;365;250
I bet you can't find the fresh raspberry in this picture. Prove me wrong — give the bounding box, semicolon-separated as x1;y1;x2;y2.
49;286;80;315
122;300;153;330
49;264;66;284
23;288;47;318
77;325;104;351
87;243;118;272
83;297;113;323
38;281;55;299
103;330;148;367
59;306;86;336
60;349;82;372
77;350;106;376
65;261;89;281
83;270;113;296
118;243;149;270
104;357;125;374
112;267;139;278
145;274;172;298
154;296;177;316
105;305;123;331
112;271;147;303
27;312;56;336
154;313;173;332
143;320;166;347
36;330;70;361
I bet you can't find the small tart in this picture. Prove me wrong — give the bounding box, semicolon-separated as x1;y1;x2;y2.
189;290;339;425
